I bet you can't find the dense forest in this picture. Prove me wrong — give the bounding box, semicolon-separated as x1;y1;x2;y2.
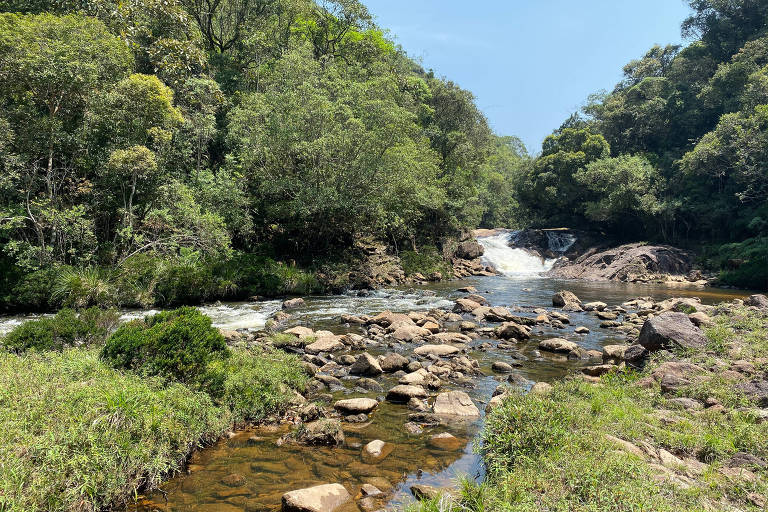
512;0;768;288
0;0;530;310
0;0;767;311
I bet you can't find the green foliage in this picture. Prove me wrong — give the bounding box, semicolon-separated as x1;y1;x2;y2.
2;307;119;353
101;307;228;393
400;246;453;278
701;237;768;289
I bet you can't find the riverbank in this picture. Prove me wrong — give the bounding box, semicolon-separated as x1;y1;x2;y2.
412;296;768;511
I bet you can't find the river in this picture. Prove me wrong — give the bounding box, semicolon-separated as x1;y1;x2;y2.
0;233;750;512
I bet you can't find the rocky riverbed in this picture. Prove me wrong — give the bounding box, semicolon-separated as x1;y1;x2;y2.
133;275;755;512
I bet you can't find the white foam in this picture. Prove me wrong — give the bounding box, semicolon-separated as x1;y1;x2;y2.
478;232;557;277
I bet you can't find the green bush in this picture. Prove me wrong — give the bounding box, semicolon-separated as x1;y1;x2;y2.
399;245;452;278
7;267;60;311
701;237;768;289
2;307;119;354
101;307;228;393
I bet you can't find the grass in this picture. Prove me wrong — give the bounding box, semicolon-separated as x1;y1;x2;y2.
410;306;768;512
0;344;307;511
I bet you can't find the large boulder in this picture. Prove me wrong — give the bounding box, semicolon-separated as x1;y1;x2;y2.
433;391;480;417
350;353;383;376
638;312;707;351
304;336;345;355
282;298;305;310
745;294;768;309
282;483;352;512
453;298;482;313
333;398;378;414
455;240;484;260
495;321;531;340
538;338;578;353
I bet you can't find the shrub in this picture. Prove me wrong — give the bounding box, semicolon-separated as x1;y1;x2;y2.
7;267;60;311
101;307;228;393
400;246;452;278
2;307;119;354
53;266;116;308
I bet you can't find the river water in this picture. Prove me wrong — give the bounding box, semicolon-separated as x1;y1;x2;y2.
0;234;751;512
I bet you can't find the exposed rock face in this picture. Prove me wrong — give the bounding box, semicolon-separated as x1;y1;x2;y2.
295;419;344;446
552;291;582;311
281;483;352;512
349;238;406;289
548;243;695;283
745;294;768;309
433;391;480;417
638;312;707;351
454;240;484;260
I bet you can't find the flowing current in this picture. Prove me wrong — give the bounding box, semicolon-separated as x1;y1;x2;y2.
478;231;558;276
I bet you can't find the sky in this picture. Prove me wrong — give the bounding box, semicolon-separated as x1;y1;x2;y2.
364;0;693;154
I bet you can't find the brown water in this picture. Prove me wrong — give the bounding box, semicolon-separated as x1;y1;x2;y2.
122;269;754;512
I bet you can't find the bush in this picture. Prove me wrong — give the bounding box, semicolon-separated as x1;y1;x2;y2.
400;245;452;278
53;266;116;308
101;307;228;393
701;237;768;289
2;307;119;354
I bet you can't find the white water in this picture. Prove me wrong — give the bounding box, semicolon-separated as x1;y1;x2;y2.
478;232;558;277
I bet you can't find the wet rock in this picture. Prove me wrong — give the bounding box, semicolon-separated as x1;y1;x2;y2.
538;338;578;353
282;298;306;310
428;432;463;450
583;301;607;311
360;483;384;497
407;397;429;411
386;385;427;403
422;321;441;333
370;311;412;328
407;361;422;372
293;419;344;448
339;354;357;365
305;337;345;355
403;422;423;435
638;312;707;351
492;361;515;373
484;306;515;322
433;391;480;417
596;311;619;320
411;484;443;501
459;321;477;331
362;440;393;463
299;403;321;421
350;353;383;376
399;368;437;387
281;483;352;512
458;286;477;293
549;311;570;323
455;240;484;259
379;352;410;373
495;322;531;340
341;314;367;325
414;344;460;357
221;473;246;487
454;298;482;313
574;326;590;334
553;290;582;311
334;398;379;414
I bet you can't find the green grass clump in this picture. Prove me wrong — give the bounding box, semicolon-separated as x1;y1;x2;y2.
267;332;315;348
2;307;119;354
101;307;228;394
0;348;228;512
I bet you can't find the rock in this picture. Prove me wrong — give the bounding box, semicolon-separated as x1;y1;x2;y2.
553;290;582;310
284;326;314;338
356;378;384;393
296;419;344;446
596;311;619;320
379;352;409;373
605;435;645;458
281;483;352;512
403;422;423;435
414;344;460;357
574;326;590;334
583;301;607;311
495;322;531;340
687;312;712;327
433;391;480;417
392;324;431;342
738;380;768;406
386;385;427;402
623;343;648;362
428;432;463;450
429;332;472;344
603;344;629;360
221;473;246;487
728;452;767;469
422;321;441;333
458;286;477;293
492;361;515;373
410;484;443;501
360;483;383;497
455;240;484;260
668;397;704;411
530;382;553;395
745;294;768;309
334;398;379;414
282;298;305;310
548;243;693;283
370;311;412;328
638;312;707;351
538;338;578;353
407;397;429;411
582;364;615;377
350;353;383;376
453;298;482;313
465;293;489;306
399;368;436;387
305;337;345;355
484;306;515;322
362;440;393;463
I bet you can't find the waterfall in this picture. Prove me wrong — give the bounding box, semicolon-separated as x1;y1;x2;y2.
478;232;557;277
546;231;576;254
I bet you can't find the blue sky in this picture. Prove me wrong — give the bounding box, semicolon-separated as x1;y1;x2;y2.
364;0;693;154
